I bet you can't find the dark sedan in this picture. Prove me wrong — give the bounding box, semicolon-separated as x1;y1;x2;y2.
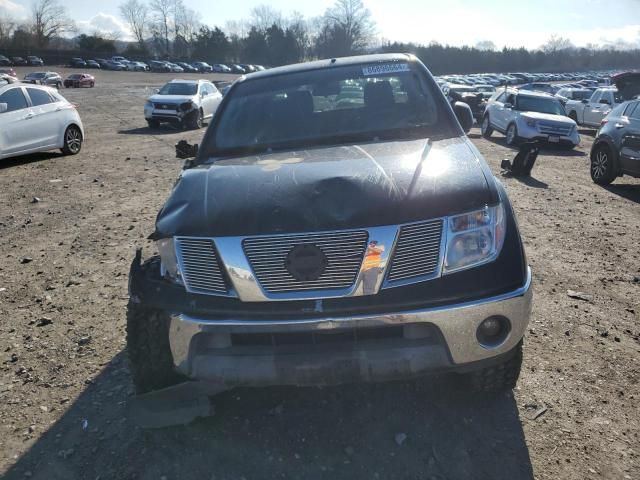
27;56;44;66
70;57;87;67
11;56;27;66
23;71;62;88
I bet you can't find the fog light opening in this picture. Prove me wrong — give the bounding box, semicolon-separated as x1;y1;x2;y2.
476;316;510;348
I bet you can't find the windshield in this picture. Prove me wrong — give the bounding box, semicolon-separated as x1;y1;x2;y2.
573;90;591;100
516;95;565;115
158;82;197;96
28;73;46;79
208;63;454;156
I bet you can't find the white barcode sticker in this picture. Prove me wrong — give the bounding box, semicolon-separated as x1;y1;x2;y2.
362;63;410;76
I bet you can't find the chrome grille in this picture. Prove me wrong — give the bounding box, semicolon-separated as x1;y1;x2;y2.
175;237;228;295
537;122;572;136
243;231;368;293
387;220;443;282
154;102;178;111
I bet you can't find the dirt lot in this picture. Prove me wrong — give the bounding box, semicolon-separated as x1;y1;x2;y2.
0;68;638;480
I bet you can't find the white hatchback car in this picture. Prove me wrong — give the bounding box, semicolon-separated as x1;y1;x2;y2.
0;79;84;160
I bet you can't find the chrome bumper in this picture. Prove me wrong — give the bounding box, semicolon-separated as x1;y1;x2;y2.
168;268;532;386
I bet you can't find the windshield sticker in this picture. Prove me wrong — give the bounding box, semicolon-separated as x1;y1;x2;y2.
362;63;410;76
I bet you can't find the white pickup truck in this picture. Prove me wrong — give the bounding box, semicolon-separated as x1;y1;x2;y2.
565;88;622;128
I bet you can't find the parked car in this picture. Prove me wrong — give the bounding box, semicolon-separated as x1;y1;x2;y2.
11;56;27;66
588;72;640;184
104;60;127;71
192;61;213;73
564;86;626;127
27;56;44;66
144;79;222;129
86;59;101;69
111;56;128;63
0;74;17;86
212;63;231;73
0;68;17;78
555;87;593;107
589;99;640;185
230;64;246;74
475;84;497;100
149;61;171;72
482;88;580;148
23;71;62;89
126;61;148;72
165;62;184;73
127;54;531;396
70;57;87;68
0;55;12;66
63;73;95;88
177;62;198;73
519;82;559;95
447;84;486;121
0;82;84;160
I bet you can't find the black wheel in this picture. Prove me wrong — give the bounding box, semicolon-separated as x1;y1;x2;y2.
61;125;82;155
568;111;578;123
147;119;160;129
505;123;520;146
187;109;203;130
127;299;184;394
590;143;617;185
481;114;493;138
464;341;523;393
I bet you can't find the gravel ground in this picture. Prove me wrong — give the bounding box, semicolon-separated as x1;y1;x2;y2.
0;68;638;480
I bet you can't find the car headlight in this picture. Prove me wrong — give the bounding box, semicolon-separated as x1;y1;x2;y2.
525;119;537;128
145;100;153;108
157;238;182;283
443;204;506;274
180;101;194;111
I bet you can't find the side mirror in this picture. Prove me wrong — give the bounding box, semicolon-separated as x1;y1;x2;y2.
581;99;589;104
176;140;198;159
453;101;474;133
154;88;160;94
503;102;513;109
0;103;7;113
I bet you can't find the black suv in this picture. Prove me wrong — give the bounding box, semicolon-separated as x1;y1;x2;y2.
127;54;532;396
590;72;640;185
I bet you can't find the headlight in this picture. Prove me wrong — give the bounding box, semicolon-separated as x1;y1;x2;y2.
443;204;506;274
145;100;153;108
525;119;537;128
180;101;194;111
157;238;181;283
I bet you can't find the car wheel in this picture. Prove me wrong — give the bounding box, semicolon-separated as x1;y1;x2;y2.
590;144;617;185
61;125;82;155
463;340;523;393
147;119;160;129
127;296;184;394
90;82;94;88
187;109;203;130
481;114;493;138
505;123;520;146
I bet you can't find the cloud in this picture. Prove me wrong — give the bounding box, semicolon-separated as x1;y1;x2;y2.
76;13;133;40
0;0;28;19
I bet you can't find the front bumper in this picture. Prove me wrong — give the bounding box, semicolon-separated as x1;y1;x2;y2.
168;267;532;387
517;122;580;146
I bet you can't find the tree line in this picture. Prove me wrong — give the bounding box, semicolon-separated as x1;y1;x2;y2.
1;0;639;73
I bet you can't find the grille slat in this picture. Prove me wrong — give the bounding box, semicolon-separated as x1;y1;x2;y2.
244;230;368;294
387;219;443;282
176;238;228;295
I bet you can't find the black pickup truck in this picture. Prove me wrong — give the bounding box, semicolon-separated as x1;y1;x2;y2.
128;54;532;395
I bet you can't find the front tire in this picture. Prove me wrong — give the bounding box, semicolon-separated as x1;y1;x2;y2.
187;109;203;130
591;144;617;185
127;301;184;394
481;114;493;138
61;125;82;155
505;123;520;146
464;341;523;393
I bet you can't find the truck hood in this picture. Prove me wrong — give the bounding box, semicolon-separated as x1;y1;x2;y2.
147;94;196;104
520;111;575;124
153;137;497;238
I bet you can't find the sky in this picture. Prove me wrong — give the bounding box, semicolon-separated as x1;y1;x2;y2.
1;0;639;49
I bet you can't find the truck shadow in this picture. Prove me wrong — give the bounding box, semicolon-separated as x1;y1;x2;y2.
4;352;533;480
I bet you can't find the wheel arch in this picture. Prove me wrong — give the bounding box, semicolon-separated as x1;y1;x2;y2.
591;136;619;170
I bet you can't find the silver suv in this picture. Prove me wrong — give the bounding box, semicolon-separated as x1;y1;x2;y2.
144;79;223;129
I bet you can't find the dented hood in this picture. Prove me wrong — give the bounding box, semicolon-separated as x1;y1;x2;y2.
154;137;497;238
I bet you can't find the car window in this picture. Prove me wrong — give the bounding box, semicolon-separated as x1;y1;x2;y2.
495;92;507;103
26;88;54;106
158;82;197;95
208;63;453;156
516;95;565;116
506;94;516;105
590;91;601;103
0;87;28;112
628;102;640;120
